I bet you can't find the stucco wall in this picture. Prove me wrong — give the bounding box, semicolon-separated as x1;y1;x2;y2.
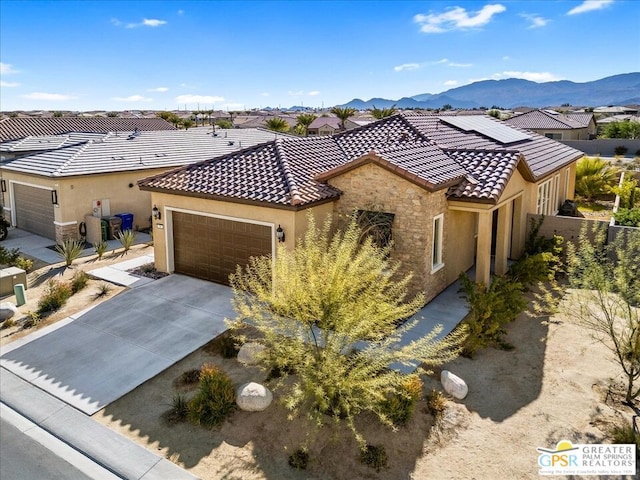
326;161;448;303
148;191;333;273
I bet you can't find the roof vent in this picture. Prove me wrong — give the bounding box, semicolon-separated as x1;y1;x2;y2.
228;141;235;146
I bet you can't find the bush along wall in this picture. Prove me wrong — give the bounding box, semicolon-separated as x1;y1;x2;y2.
458;217;563;357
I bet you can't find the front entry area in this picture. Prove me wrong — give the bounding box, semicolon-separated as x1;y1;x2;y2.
172;211;272;285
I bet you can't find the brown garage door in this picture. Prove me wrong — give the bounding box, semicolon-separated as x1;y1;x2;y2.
173;212;272;285
14;184;56;239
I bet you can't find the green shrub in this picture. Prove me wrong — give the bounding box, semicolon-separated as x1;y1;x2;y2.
14;256;33;272
93;240;108;260
379;375;423;426
575;157;619;200
187;364;236;428
507;252;560;287
70;270;89;293
609;422;639;455
459;273;526;358
55;239;85;267
614;207;640;227
117;230;136;253
37;280;72;314
162;394;189;425
426;389;447;418
612;176;638;209
288;448;309;470
0;246;20;266
360;444;388;472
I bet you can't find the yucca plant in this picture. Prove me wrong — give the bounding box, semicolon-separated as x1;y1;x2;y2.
117;230;136;254
93;240;108;260
55;238;85;267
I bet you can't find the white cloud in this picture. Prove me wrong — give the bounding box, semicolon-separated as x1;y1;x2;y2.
177;9;184;15
394;63;421;72
520;13;550;28
414;4;506;33
141;18;166;27
175;94;224;104
444;80;459;86
112;95;154;102
308;91;320;96
495;71;563;82
147;87;169;92
22;92;78;101
448;62;472;68
567;0;614;15
0;80;20;87
288;90;304;96
0;62;19;75
113;17;167;28
261;92;270;97
502;56;511;61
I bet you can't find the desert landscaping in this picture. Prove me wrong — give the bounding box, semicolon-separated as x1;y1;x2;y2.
2;244;637;479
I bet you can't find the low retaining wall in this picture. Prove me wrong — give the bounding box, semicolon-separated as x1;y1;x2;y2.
561;139;640;158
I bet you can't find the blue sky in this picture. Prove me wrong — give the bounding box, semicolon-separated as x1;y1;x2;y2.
1;0;638;111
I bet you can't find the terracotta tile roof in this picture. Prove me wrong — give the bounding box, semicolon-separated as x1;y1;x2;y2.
504;110;594;130
446;150;522;202
139;112;584;207
138;138;343;207
0;117;176;142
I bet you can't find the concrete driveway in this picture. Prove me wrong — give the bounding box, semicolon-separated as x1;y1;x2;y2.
0;274;234;415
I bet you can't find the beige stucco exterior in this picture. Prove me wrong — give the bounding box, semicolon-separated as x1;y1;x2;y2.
147;191;334;274
2;168;171;243
146;156;580;302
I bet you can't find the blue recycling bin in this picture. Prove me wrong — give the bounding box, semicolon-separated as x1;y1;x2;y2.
114;213;134;232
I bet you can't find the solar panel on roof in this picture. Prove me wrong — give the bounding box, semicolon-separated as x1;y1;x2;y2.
438;116;530;144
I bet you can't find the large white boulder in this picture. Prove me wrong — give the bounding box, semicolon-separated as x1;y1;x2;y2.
237;342;266;366
0;302;18;321
440;370;468;400
236;382;273;411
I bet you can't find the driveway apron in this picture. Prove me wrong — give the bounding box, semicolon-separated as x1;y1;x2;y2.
0;275;234;415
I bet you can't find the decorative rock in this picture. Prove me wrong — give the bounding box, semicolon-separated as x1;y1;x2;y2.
237;342;266;366
236;382;273;411
441;370;468;400
0;302;18;321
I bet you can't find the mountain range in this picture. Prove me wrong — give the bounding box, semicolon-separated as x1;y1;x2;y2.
339;73;640;110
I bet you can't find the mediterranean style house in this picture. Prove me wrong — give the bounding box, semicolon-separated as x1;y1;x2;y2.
138;112;583;302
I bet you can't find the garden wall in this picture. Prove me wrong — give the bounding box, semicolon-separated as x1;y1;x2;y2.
561;139;640;158
526;214;607;251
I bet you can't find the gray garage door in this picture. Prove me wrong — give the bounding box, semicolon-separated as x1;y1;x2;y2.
14;184;56;239
173;212;272;285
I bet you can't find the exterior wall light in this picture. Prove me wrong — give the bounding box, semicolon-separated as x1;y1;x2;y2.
0;180;6;193
152;205;161;220
276;224;285;242
51;189;58;205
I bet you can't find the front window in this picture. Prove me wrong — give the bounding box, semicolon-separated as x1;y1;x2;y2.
432;214;444;273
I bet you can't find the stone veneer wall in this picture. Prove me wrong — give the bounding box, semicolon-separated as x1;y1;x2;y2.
55;221;79;244
327;161;448;303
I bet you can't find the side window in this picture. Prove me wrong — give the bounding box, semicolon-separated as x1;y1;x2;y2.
432;213;444;272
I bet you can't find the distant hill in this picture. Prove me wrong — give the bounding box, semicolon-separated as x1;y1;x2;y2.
338;73;640;110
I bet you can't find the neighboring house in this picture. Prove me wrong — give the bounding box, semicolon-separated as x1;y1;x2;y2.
307;116;360;136
138;112;583;302
0;116;177;142
595;114;640;133
504;109;597;140
235;115;298;130
0;128;287;243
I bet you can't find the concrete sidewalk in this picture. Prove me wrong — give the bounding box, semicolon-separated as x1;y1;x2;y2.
1;368;198;480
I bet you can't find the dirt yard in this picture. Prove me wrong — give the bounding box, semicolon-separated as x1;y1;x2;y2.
3;250;637;479
92;306;637;479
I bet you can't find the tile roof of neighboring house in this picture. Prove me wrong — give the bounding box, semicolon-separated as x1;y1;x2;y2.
504;109;594;130
0;117;177;142
309;117;343;129
0;128;287;177
139;112;583;208
236;116;298;129
1;132;108;153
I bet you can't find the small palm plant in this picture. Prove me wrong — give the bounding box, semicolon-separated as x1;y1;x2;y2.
117;230;136;254
55;238;85;267
575;156;619;200
93;240;108;260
